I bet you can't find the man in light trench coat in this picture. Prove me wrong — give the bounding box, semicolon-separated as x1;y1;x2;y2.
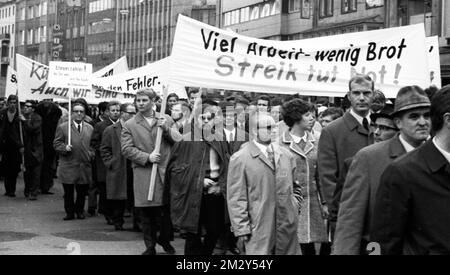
227;113;302;255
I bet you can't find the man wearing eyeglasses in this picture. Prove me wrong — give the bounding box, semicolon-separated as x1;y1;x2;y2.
227;113;302;255
20;100;43;201
167;103;231;255
371;104;398;143
100;103;137;231
334;86;431;255
54;103;95;221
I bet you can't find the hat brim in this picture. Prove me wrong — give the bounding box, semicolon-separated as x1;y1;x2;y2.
391;102;431;117
371;112;393;122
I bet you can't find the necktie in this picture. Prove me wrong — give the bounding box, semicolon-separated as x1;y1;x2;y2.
77;124;81;133
229;131;234;143
362;118;369;131
267;145;275;168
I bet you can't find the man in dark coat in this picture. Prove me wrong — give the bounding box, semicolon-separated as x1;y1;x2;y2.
318;74;375;240
91;101;121;223
167;104;230;255
371;86;450;255
21;100;43;201
0;95;23;197
35;100;62;194
100;103;136;231
334;86;431;255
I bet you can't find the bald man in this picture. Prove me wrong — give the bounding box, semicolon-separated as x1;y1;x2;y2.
227;113;302;255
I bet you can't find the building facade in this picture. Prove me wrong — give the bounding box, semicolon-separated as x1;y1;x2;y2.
15;0;57;65
0;0;16;78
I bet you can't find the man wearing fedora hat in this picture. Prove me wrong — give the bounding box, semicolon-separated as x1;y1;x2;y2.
371;86;450;255
333;86;430;255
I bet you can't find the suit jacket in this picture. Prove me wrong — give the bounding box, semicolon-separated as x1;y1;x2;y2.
91;119;114;182
53;121;94;185
225;127;249;155
0;109;23;152
23;112;43;167
318;111;373;221
100;122;127;200
333;134;406;255
371;140;450;255
227;141;301;255
121;112;182;207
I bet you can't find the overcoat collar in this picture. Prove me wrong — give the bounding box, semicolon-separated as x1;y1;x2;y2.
113;122;122;140
135;112;158;133
389;134;407;159
422;140;450;173
343;111;370;136
282;130;316;156
249;141;278;171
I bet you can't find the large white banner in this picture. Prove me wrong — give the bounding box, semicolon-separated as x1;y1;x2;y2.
94;57;187;98
93;56;129;78
426;36;442;88
16;54;135;104
170;15;431;98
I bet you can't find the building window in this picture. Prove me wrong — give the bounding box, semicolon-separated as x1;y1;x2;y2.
20;7;25;20
240;7;250;22
289;0;301;13
231;9;239;25
28;6;34;19
250;5;259;20
301;0;311;18
319;0;333;18
224;12;231;26
271;0;281;16
342;0;357;14
42;1;48;16
20;30;25;45
27;29;33;44
366;0;383;9
261;3;271;17
41;26;47;42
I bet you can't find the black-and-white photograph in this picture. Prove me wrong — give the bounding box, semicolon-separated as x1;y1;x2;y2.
0;0;449;261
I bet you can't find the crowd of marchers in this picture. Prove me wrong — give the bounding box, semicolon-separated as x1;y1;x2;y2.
0;74;449;255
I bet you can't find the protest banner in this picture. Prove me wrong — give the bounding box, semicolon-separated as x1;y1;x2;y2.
93;57;187;98
5;66;17;98
48;61;93;89
93;56;129;78
16;54;135;104
426;36;442;88
170;15;430;98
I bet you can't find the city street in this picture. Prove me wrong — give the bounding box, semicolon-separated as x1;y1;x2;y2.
0;175;184;255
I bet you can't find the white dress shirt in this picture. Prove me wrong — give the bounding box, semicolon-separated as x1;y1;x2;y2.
224;128;236;142
73;121;83;133
290;132;308;144
350;109;371;126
